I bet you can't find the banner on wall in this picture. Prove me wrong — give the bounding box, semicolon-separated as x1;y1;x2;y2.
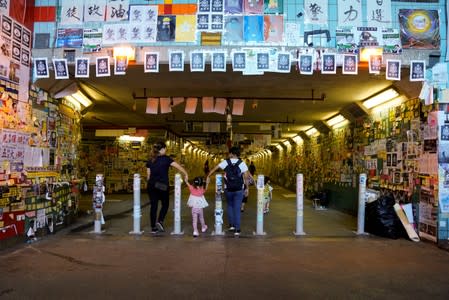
366;0;392;27
304;0;328;25
399;9;440;50
106;0;129;22
84;0;106;22
337;0;362;27
0;0;10;16
60;0;84;25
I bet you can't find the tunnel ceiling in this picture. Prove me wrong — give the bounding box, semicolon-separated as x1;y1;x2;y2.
35;63;422;151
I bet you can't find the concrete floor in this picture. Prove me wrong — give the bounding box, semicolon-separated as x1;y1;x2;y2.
1;184;449;299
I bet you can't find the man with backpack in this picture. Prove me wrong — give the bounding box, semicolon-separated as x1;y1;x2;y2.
207;146;249;236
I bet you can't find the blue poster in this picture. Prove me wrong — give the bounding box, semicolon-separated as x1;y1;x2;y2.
225;0;243;14
244;15;263;42
223;16;243;43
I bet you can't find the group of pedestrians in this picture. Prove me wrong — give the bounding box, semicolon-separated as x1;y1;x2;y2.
146;141;269;237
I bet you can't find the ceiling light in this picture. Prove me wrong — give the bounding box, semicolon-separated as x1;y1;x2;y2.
283;140;291;147
65;95;82;110
292;135;302;144
363;88;399;109
326;114;347;127
305;127;318;136
276;144;283;151
118;135;145;142
113;46;135;61
71;91;93;107
359;47;383;62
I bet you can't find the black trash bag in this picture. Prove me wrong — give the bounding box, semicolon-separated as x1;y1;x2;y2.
365;195;403;239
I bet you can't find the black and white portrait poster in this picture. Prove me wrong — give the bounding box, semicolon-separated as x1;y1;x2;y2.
12;41;20;62
96;56;110;77
256;52;269;71
276;52;291;73
386;59;401;80
410;60;425;82
53;58;69;79
114;55;128;75
232;51;246;71
169;51;184;71
321;53;336;74
13;22;22;43
190;52;205;72
144;52;159;73
22;27;31;49
299;54;313;75
34;57;49;78
75;57;89;78
211;51;226;72
2;15;12;37
342;54;358;75
369;54;382;74
21;48;29;67
197;14;209;30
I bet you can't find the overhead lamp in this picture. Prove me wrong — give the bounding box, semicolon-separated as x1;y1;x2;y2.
64;90;93;111
359;47;383;62
326;114;347;127
292;135;302;144
118;135;145;142
305;127;318;136
71;91;93;107
283;140;291;147
113;46;135;61
276;144;283;151
362;88;399;109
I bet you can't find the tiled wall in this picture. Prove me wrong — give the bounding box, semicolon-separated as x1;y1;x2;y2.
32;0;446;57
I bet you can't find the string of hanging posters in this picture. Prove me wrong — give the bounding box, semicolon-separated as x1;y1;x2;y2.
33;49;426;82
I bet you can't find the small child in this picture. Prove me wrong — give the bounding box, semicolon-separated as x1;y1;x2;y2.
263;176;273;214
186;176;209;237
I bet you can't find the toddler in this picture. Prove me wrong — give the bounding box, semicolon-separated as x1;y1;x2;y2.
263;176;273;213
186;176;209;237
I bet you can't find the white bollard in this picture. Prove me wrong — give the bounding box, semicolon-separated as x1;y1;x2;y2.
294;173;306;236
356;173;368;235
130;173;143;235
254;174;266;236
171;173;184;235
213;174;225;235
92;174;105;234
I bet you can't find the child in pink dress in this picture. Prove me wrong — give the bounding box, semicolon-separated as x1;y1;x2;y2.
186;177;209;237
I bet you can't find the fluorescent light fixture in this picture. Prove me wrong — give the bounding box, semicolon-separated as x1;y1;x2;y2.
283;140;291;147
363;88;399;109
371;97;404;114
326;114;347;127
71;91;93;107
118;135;145;142
333;119;349;129
292;135;302;144
305;127;318;136
276;144;283;151
65;95;82;110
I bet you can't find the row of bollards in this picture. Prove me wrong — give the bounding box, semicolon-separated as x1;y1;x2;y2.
93;172;368;237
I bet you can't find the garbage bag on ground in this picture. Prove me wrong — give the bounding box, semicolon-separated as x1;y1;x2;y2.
365;194;404;239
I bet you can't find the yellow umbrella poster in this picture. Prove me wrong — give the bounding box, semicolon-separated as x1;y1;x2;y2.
175;15;196;42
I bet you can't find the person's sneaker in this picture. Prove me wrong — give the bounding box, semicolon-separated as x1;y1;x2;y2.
234;230;241;237
156;222;165;232
201;225;208;233
228;226;235;232
151;227;158;234
193;231;199;237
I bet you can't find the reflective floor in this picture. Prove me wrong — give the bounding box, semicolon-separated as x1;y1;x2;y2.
1;184;448;299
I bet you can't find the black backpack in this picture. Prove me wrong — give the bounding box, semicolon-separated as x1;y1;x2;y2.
224;159;244;191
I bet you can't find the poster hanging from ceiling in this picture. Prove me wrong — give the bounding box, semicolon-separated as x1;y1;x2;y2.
337;0;362;27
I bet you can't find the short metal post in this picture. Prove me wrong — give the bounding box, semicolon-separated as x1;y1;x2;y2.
171;173;184;235
356;173;368;235
294;173;306;235
254;174;266;236
130;173;143;235
212;174;225;235
92;174;105;234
